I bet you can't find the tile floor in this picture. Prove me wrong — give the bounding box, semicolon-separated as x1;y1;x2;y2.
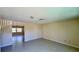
1;37;79;52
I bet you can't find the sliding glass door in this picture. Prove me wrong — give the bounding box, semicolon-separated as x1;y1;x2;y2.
12;26;24;43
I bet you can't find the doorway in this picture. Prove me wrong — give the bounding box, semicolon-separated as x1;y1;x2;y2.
12;26;24;43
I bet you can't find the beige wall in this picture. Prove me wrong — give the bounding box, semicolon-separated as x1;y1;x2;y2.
42;19;79;48
24;23;42;41
0;19;79;48
12;21;42;41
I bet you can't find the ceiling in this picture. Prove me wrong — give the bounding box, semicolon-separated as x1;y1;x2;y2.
0;7;79;24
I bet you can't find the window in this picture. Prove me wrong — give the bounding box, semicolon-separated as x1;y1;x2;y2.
12;28;16;33
12;27;23;33
17;28;22;32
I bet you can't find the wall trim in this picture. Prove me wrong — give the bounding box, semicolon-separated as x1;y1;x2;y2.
25;37;79;49
44;38;79;49
25;38;42;42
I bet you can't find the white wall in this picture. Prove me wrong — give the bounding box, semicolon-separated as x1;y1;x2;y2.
42;19;79;48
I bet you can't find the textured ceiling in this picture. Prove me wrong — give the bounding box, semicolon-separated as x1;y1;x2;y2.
0;7;79;24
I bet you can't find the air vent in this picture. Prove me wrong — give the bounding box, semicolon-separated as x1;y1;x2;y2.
30;16;34;19
39;19;44;20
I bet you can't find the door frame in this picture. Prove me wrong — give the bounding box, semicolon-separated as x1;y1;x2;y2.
12;26;25;42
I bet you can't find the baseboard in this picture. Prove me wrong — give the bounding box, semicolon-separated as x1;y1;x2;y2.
25;38;42;42
25;37;79;49
44;38;79;49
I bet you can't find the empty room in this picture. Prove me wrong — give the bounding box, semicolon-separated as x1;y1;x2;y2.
0;7;79;52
